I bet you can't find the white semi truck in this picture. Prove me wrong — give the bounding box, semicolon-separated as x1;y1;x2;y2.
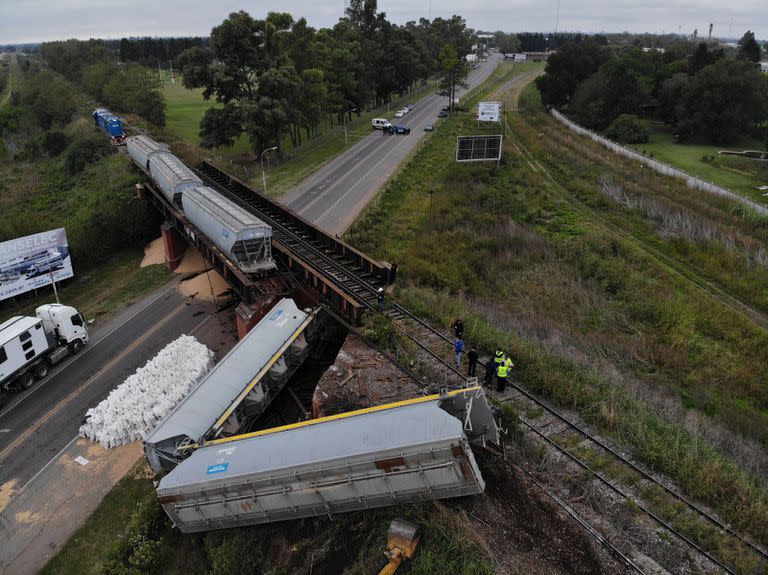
0;304;89;396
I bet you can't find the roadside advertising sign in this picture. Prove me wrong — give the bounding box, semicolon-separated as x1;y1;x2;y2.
0;228;74;301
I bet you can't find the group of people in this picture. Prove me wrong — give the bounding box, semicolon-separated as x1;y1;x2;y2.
451;319;514;392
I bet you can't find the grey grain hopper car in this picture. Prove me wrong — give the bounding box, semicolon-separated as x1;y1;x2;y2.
156;387;500;533
148;152;202;206
144;298;316;473
182;187;275;273
126;135;168;175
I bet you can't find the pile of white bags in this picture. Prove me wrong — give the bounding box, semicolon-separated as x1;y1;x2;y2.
79;335;214;449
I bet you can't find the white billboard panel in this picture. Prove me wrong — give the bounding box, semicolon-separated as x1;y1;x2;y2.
477;101;501;123
0;228;74;301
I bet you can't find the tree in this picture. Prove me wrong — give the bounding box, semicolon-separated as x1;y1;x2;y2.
688;43;723;74
494;31;520;54
437;43;468;111
23;70;76;129
604;114;649;143
535;41;611;108
737;31;761;63
199;105;242;148
570;49;655;130
675;59;768;143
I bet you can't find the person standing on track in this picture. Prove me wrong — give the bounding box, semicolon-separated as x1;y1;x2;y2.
452;319;464;340
377;288;385;312
494;349;505;370
467;348;479;376
454;337;464;368
484;357;495;387
496;360;508;392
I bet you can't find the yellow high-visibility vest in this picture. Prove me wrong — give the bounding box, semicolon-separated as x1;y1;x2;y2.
497;364;508;378
494;351;504;365
504;357;513;368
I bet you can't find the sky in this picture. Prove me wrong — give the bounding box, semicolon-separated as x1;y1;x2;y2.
0;0;765;45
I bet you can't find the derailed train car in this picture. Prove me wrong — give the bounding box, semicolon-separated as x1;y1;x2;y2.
122;133;275;274
156;387;500;532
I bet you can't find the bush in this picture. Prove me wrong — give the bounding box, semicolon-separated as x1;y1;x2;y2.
64;133;112;174
42;130;70;157
604;114;649;144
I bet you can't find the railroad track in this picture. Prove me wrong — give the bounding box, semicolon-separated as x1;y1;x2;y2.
196;161;767;572
383;304;768;573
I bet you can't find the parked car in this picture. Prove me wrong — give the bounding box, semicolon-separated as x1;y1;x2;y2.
394;110;405;118
424;124;434;132
405;104;415;111
371;118;391;130
438;110;448;118
392;125;410;135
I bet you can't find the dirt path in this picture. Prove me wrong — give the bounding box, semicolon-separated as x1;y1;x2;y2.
489;65;544;110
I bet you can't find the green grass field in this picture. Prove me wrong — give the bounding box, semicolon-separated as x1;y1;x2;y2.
630;124;768;203
161;81;251;155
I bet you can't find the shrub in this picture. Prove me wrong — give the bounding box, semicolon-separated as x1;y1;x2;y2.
42;130;70;157
64;133;111;174
605;114;649;144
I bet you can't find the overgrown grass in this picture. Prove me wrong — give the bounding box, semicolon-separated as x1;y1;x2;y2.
345;80;768;549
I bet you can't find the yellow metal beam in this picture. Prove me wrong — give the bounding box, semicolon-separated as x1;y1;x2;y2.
207;309;317;437
200;386;481;448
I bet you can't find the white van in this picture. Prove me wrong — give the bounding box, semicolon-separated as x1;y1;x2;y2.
371;118;391;130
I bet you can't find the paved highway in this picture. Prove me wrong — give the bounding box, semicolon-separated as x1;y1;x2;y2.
0;282;223;497
281;54;504;235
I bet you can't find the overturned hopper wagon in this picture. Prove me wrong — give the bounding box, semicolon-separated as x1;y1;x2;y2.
181;187;275;273
144;298;316;473
156;387;500;532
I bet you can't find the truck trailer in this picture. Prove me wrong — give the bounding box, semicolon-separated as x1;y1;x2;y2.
0;304;89;397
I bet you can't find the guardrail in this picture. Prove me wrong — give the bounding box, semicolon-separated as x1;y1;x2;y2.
550;109;768;215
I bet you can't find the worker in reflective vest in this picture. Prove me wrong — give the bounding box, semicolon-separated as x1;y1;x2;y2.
496;362;508;392
504;355;514;369
494;349;505;367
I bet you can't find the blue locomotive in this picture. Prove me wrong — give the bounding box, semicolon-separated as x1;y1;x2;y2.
92;108;126;145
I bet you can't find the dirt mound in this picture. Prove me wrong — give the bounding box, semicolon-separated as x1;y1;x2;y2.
312;334;423;416
178;270;231;301
139;238;165;268
462;451;615;575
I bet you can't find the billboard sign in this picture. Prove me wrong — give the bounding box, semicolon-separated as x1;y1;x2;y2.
477;101;501;123
456;135;503;163
0;228;74;301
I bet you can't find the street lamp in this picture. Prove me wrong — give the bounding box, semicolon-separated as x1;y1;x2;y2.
343;107;357;145
261;146;278;194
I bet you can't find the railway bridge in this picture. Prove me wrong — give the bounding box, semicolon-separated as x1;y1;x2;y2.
140;160;395;329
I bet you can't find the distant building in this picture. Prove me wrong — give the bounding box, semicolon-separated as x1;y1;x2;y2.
642;47;665;54
760;62;768;74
